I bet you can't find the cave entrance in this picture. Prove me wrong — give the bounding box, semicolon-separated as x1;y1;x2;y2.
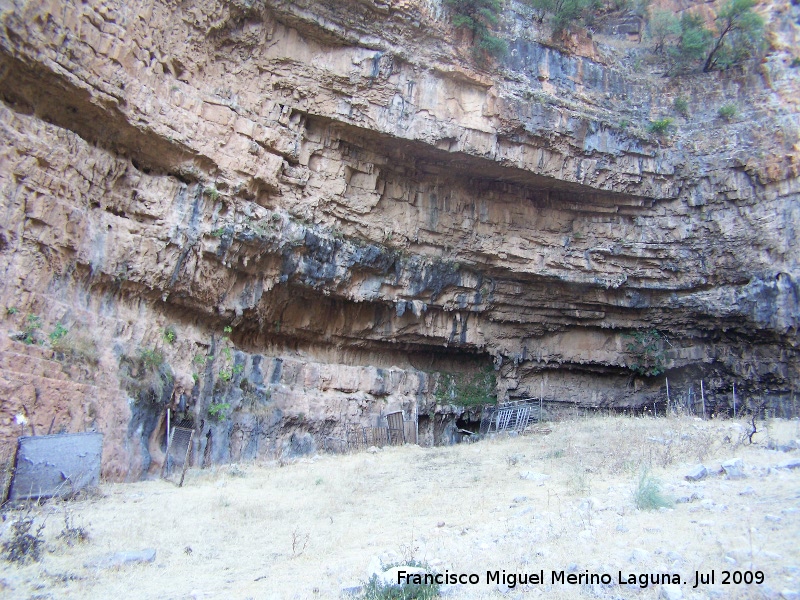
455;414;482;441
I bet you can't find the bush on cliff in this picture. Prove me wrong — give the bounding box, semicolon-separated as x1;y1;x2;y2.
703;0;764;72
445;0;508;60
434;365;497;407
528;0;597;35
120;346;174;404
624;329;667;377
647;1;763;74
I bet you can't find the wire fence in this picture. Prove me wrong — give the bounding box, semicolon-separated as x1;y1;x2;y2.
321;413;418;454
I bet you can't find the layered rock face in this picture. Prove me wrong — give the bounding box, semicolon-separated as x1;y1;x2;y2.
0;0;798;478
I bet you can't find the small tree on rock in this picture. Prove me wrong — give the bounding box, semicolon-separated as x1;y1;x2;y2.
445;0;508;60
527;0;596;35
625;329;667;377
703;0;765;72
668;12;713;73
647;9;680;55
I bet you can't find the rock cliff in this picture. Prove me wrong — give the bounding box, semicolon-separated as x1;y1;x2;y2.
0;0;798;478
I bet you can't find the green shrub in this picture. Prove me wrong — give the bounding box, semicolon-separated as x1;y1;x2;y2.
703;0;764;72
445;0;507;60
49;322;68;343
51;330;100;366
624;329;666;376
666;12;713;73
22;314;42;344
434;365;497;407
139;348;165;370
214;326;238;384
791;57;800;68
120;346;173;404
529;0;596;35
646;118;674;136
208;402;231;421
718;103;737;120
203;186;220;201
633;471;672;510
673;97;689;117
647;9;680;55
2;515;45;564
361;561;440;600
162;326;177;345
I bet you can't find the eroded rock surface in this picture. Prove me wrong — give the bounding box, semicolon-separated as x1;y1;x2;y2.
0;0;797;478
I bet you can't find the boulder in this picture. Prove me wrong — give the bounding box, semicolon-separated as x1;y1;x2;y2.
685;464;708;481
721;458;745;480
85;548;156;569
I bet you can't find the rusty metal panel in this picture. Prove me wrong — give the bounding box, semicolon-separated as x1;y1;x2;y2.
6;433;102;502
386;411;404;445
403;421;417;445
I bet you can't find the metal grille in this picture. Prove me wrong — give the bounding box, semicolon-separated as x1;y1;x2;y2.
322;412;417;453
480;400;541;434
161;427;194;487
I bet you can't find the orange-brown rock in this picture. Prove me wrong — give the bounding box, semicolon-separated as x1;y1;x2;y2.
0;0;797;478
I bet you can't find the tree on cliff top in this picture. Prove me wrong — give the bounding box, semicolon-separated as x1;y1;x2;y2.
445;0;508;60
647;1;764;74
702;0;764;72
527;0;597;35
672;12;713;71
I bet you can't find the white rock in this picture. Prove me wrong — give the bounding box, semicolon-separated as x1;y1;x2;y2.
340;584;362;596
685;464;708;481
660;583;683;600
721;458;745;479
366;556;383;579
519;471;550;482
629;548;650;562
380;566;427;586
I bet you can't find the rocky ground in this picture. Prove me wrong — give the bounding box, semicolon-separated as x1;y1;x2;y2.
0;415;798;599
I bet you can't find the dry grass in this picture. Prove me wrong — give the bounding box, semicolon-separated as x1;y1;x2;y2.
1;415;798;599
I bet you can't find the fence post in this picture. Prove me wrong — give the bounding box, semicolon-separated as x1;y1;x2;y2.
666;377;670;416
701;380;706;419
540;380;544;423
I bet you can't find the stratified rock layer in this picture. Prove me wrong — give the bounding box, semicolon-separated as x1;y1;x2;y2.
0;0;797;478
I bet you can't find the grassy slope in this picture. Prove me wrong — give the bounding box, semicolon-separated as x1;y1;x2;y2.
1;415;799;599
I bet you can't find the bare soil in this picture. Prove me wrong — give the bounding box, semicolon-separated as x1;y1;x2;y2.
1;415;798;600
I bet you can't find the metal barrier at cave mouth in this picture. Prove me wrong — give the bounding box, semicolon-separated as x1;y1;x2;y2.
479;399;543;435
161;426;194;487
322;411;417;453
